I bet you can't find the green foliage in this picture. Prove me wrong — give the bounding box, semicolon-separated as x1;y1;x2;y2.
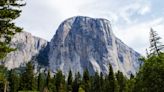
46;70;51;88
90;72;101;92
78;86;85;92
8;69;20;92
134;53;164;92
38;72;46;92
116;71;127;92
0;0;25;59
46;70;56;92
82;69;91;92
19;62;36;91
4;62;158;92
125;75;135;92
4;55;164;92
72;72;81;92
67;70;73;92
105;64;119;92
55;70;66;92
0;65;8;92
99;72;105;92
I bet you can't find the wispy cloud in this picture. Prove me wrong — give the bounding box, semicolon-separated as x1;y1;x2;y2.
114;17;164;55
15;0;164;54
139;5;151;15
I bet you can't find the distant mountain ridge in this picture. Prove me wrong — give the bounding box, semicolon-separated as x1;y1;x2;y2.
0;31;48;69
0;16;141;76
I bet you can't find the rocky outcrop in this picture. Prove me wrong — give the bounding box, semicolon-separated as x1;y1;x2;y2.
1;31;48;69
48;16;141;76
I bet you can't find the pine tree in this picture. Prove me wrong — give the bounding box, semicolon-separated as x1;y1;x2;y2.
46;70;51;89
72;72;81;92
115;71;127;92
134;54;164;92
19;62;36;91
99;72;105;92
46;70;55;92
149;28;164;56
67;70;73;92
55;70;66;92
52;74;57;92
0;0;25;59
38;72;46;92
125;76;135;92
106;64;118;92
82;69;91;92
0;1;25;91
0;65;8;92
91;72;101;92
8;69;20;92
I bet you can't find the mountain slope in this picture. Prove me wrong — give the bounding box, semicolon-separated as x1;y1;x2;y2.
48;16;141;76
0;31;48;69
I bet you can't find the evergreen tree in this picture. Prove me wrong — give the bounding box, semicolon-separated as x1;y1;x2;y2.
46;70;51;89
149;28;164;56
38;72;46;92
0;0;25;91
115;71;126;92
82;69;91;92
105;64;118;92
134;54;164;92
72;72;81;92
67;70;73;92
0;65;8;92
55;70;66;92
99;72;105;92
0;0;25;59
91;72;101;92
133;30;164;92
125;76;135;92
8;69;19;92
46;70;56;92
19;62;36;91
52;74;57;92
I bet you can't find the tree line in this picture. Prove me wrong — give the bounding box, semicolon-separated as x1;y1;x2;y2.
1;46;164;92
0;62;132;92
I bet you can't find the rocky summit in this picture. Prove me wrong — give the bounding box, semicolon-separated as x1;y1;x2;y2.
1;16;141;76
48;16;141;76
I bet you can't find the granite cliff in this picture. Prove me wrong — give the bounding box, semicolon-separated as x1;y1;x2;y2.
48;16;141;76
1;16;141;76
0;31;48;69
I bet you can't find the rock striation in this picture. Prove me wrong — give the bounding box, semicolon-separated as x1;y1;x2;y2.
48;16;141;76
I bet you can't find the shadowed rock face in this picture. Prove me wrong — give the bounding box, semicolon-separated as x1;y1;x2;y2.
0;32;48;69
49;16;141;76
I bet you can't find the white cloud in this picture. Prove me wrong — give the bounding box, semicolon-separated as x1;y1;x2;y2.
139;5;151;15
15;0;163;54
113;18;164;55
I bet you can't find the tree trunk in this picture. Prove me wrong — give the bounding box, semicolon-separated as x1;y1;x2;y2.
4;80;7;92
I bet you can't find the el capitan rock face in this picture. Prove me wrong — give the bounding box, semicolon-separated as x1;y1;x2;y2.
0;16;141;76
48;16;141;76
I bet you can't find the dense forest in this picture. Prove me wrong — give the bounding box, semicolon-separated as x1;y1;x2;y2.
0;51;164;92
1;0;164;92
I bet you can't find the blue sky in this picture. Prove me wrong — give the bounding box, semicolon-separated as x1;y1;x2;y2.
15;0;164;55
